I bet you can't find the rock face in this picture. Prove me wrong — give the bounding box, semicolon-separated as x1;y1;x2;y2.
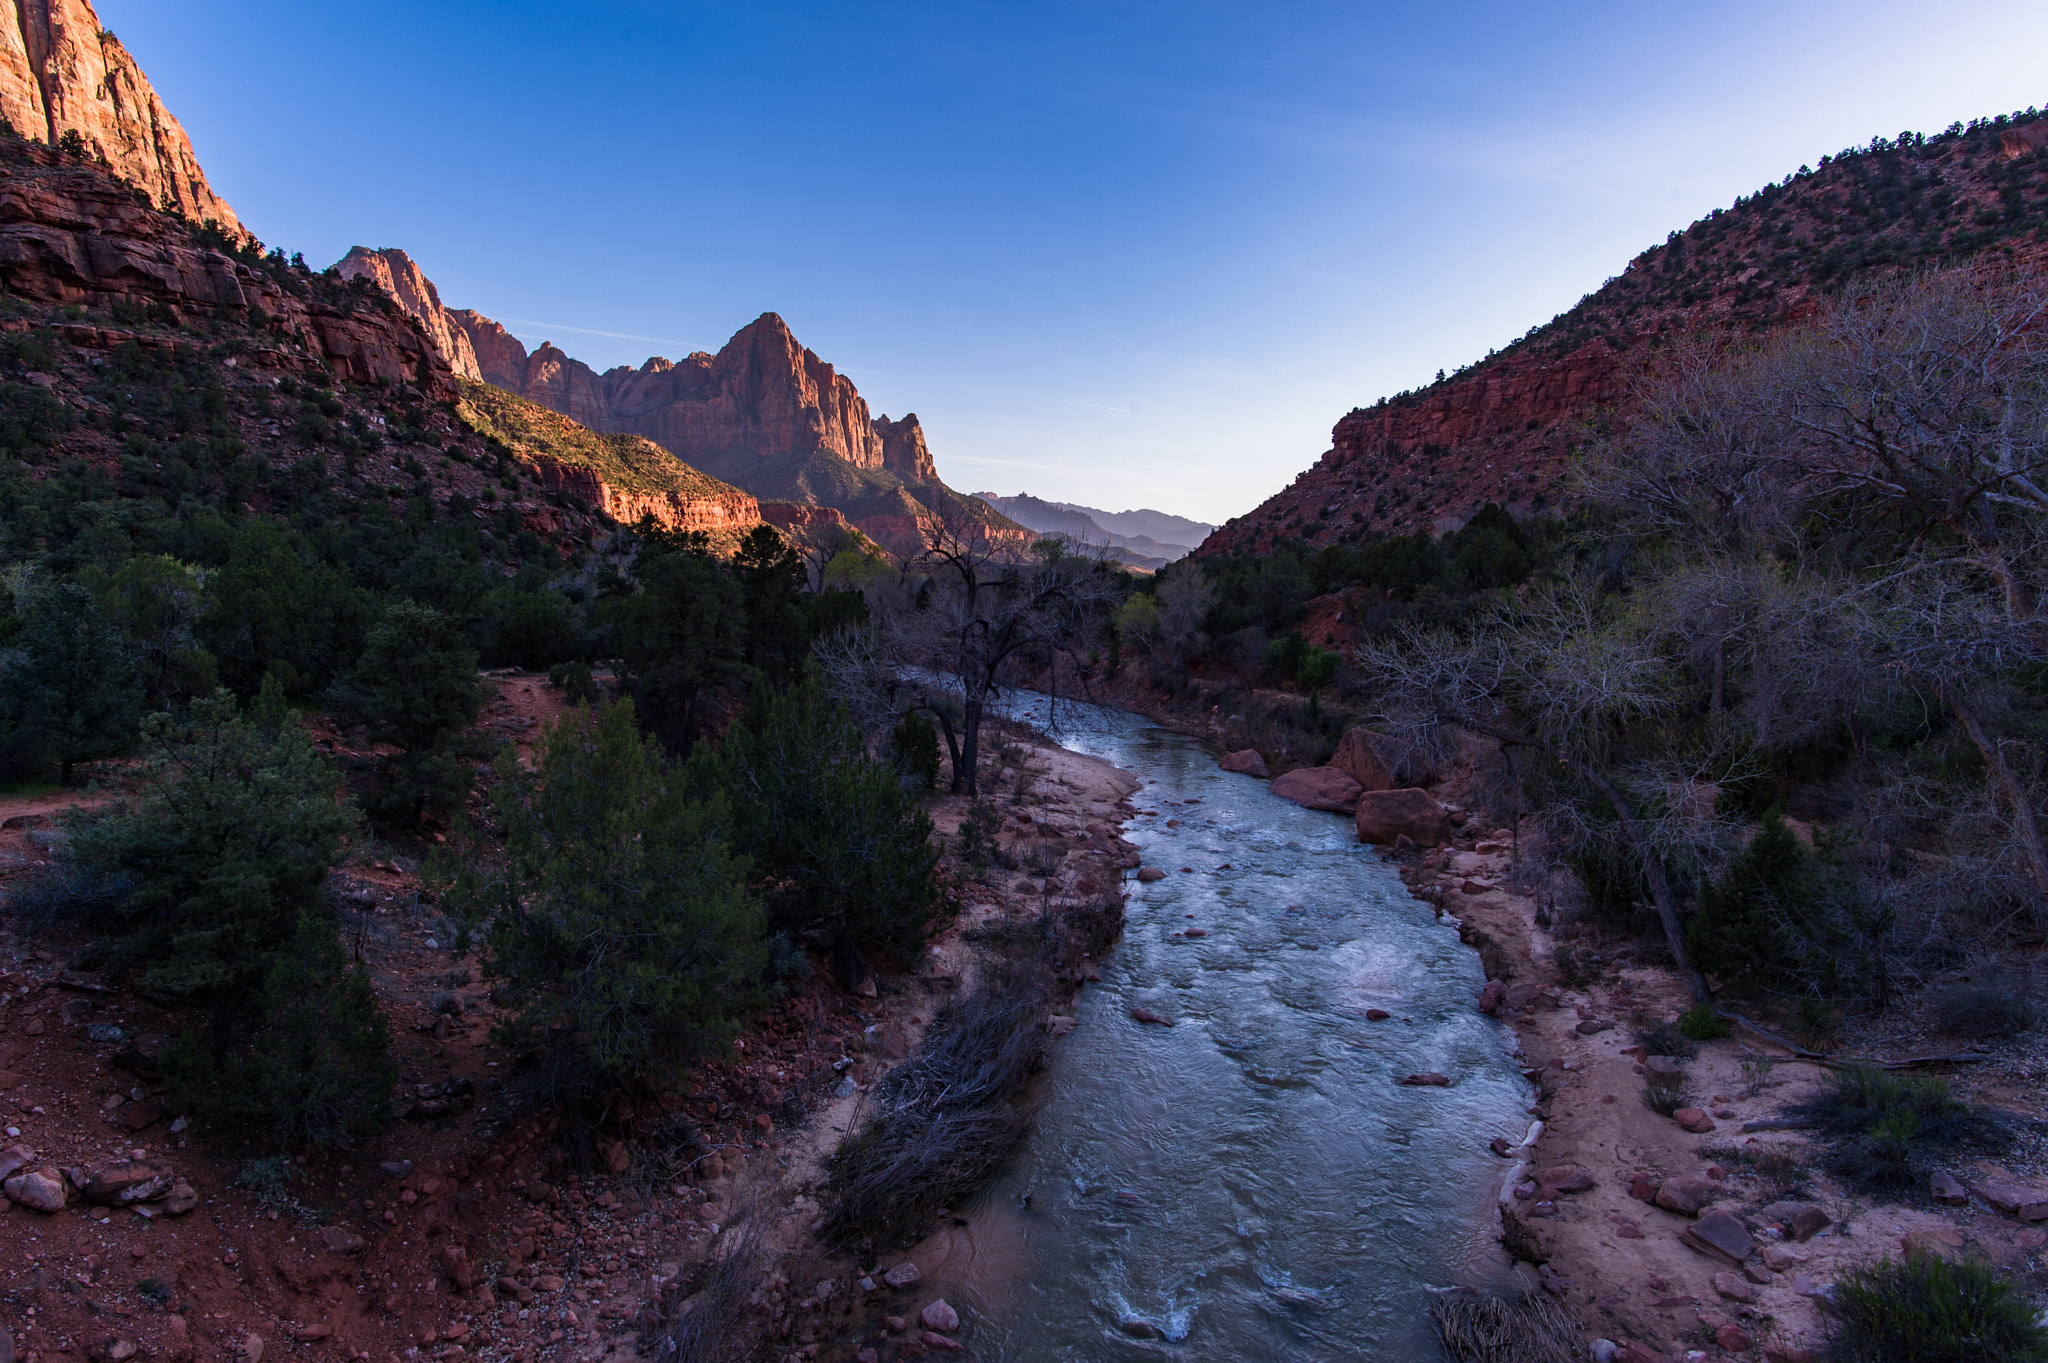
1269;765;1361;813
1354;788;1451;846
336;249;481;380
0;2;238;232
0;143;450;390
1198;116;2048;557
336;250;1028;553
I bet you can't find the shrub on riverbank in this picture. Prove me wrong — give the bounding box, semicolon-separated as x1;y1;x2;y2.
821;968;1047;1251
1825;1254;2048;1363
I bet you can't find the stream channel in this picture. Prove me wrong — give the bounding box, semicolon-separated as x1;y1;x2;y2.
911;691;1531;1360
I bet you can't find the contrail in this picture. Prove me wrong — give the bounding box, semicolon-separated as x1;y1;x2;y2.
498;318;690;346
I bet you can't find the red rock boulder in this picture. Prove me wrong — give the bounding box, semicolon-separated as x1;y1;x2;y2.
1219;749;1269;777
1329;729;1395;791
1355;789;1452;846
1270;766;1362;814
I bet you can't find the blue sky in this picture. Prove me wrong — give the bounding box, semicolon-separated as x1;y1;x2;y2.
115;1;2048;523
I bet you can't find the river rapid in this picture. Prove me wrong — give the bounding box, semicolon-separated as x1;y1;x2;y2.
914;691;1530;1360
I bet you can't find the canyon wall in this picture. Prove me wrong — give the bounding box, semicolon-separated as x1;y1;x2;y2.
0;2;239;233
0;141;444;389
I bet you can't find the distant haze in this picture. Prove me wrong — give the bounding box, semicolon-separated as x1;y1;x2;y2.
974;493;1214;567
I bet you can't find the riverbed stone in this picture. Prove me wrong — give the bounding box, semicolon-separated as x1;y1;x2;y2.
1271;766;1362;814
1135;867;1166;882
920;1299;959;1332
1218;749;1268;777
883;1263;920;1288
1681;1209;1754;1265
1398;1072;1452;1086
1355;789;1452;846
1653;1177;1716;1216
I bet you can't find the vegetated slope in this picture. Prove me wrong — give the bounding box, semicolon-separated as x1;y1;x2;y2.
1201;108;2048;556
455;380;761;547
973;490;1210;566
338;247;1030;556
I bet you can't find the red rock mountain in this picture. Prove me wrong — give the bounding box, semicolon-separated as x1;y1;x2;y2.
0;1;239;234
1201;110;2048;556
339;247;1015;553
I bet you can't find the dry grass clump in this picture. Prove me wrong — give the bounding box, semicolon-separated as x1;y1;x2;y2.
820;969;1048;1251
652;1219;764;1363
1430;1289;1587;1363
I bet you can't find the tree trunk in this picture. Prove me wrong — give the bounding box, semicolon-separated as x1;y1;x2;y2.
928;706;963;792
1947;692;2048;898
960;699;983;799
1457;715;1712;1003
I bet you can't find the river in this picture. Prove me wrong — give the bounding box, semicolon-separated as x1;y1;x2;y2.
914;691;1530;1360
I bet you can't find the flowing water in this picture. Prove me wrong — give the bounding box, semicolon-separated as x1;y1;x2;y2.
916;692;1530;1360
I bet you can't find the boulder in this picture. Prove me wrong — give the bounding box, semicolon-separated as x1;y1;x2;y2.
1653;1177;1716;1216
1900;1227;1966;1261
1218;749;1269;778
1929;1170;1967;1206
4;1165;68;1212
1671;1108;1716;1134
1270;766;1362;814
920;1299;960;1332
1355;789;1452;846
1477;981;1507;1016
883;1262;921;1288
1786;1205;1830;1242
1712;1272;1757;1303
1971;1180;2048;1220
111;1034;173;1079
1329;729;1396;792
1681;1209;1755;1266
84;1161;175;1206
1135;867;1166;882
1533;1165;1596;1194
0;1144;32;1181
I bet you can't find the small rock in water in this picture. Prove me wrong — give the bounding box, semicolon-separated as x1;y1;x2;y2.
883;1262;921;1288
1398;1072;1452;1087
920;1298;960;1332
1365;1008;1391;1021
1130;1007;1172;1027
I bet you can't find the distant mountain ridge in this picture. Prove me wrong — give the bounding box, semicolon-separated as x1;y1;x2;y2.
1201;107;2048;557
972;492;1212;567
337;247;1025;556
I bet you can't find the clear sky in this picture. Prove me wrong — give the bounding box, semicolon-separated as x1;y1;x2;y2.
113;0;2048;524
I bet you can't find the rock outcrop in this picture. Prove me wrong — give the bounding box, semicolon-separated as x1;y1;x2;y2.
0;2;238;233
337;248;481;380
0;141;448;390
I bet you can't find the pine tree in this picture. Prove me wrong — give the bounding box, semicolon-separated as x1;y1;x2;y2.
0;582;139;782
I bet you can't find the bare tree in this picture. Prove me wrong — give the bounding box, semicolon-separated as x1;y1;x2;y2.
889;507;1122;796
1355;575;1713;1002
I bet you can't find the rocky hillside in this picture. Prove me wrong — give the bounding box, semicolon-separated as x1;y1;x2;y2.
339;248;1027;556
0;0;239;233
455;380;761;543
1202;108;2048;555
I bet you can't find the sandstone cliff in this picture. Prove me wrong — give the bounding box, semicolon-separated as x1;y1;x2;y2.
338;247;481;381
1203;110;2048;556
0;137;443;389
0;2;238;233
338;247;1031;555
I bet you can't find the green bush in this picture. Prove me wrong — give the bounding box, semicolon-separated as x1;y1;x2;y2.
1826;1254;2048;1363
0;581;139;781
1687;813;1885;998
891;709;942;790
164;914;394;1148
1793;1064;2002;1196
445;699;766;1091
695;675;938;988
69;691;358;1012
327;600;484;824
1678;1000;1732;1040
